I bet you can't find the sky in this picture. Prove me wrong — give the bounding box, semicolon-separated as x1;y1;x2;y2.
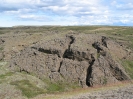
0;0;133;27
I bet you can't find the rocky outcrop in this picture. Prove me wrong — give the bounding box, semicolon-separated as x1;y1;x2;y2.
9;34;131;87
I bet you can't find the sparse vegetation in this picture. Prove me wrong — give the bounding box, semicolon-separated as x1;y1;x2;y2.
46;82;65;92
122;60;133;79
0;72;14;79
0;47;3;51
10;79;79;98
97;53;100;59
10;80;45;98
43;79;79;93
103;77;107;85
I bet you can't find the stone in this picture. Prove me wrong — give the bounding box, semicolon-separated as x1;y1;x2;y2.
9;34;131;87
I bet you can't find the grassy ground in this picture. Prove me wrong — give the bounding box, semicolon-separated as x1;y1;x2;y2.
32;81;133;99
1;26;132;51
122;60;133;79
45;80;79;93
1;26;133;48
0;66;79;98
10;80;45;98
0;59;79;98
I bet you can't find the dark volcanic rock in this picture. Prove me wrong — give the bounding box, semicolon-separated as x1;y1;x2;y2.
9;34;131;87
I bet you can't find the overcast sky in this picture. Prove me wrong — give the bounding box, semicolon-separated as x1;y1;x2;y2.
0;0;133;27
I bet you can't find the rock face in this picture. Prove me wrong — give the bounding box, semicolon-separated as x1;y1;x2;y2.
9;34;131;87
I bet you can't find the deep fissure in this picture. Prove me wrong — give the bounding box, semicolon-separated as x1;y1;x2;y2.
92;42;103;53
63;35;75;59
101;36;108;48
86;59;95;86
58;61;63;72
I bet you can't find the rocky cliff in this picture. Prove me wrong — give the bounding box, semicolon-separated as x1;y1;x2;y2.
10;33;131;87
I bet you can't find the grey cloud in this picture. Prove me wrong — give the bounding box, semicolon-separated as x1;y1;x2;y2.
0;5;18;12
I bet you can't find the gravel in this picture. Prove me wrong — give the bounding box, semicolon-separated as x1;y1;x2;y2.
68;84;133;99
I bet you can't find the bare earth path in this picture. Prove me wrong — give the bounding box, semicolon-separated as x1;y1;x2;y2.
33;82;133;99
68;84;133;99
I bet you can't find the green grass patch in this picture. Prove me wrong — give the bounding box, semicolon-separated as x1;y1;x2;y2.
46;82;64;92
0;72;14;79
43;79;66;92
46;82;79;93
122;60;133;79
10;80;45;98
0;47;3;51
43;78;79;93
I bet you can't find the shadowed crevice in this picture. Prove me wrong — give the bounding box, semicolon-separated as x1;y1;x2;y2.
58;61;63;72
101;36;108;48
38;48;52;54
38;48;61;58
86;59;95;86
63;35;75;60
